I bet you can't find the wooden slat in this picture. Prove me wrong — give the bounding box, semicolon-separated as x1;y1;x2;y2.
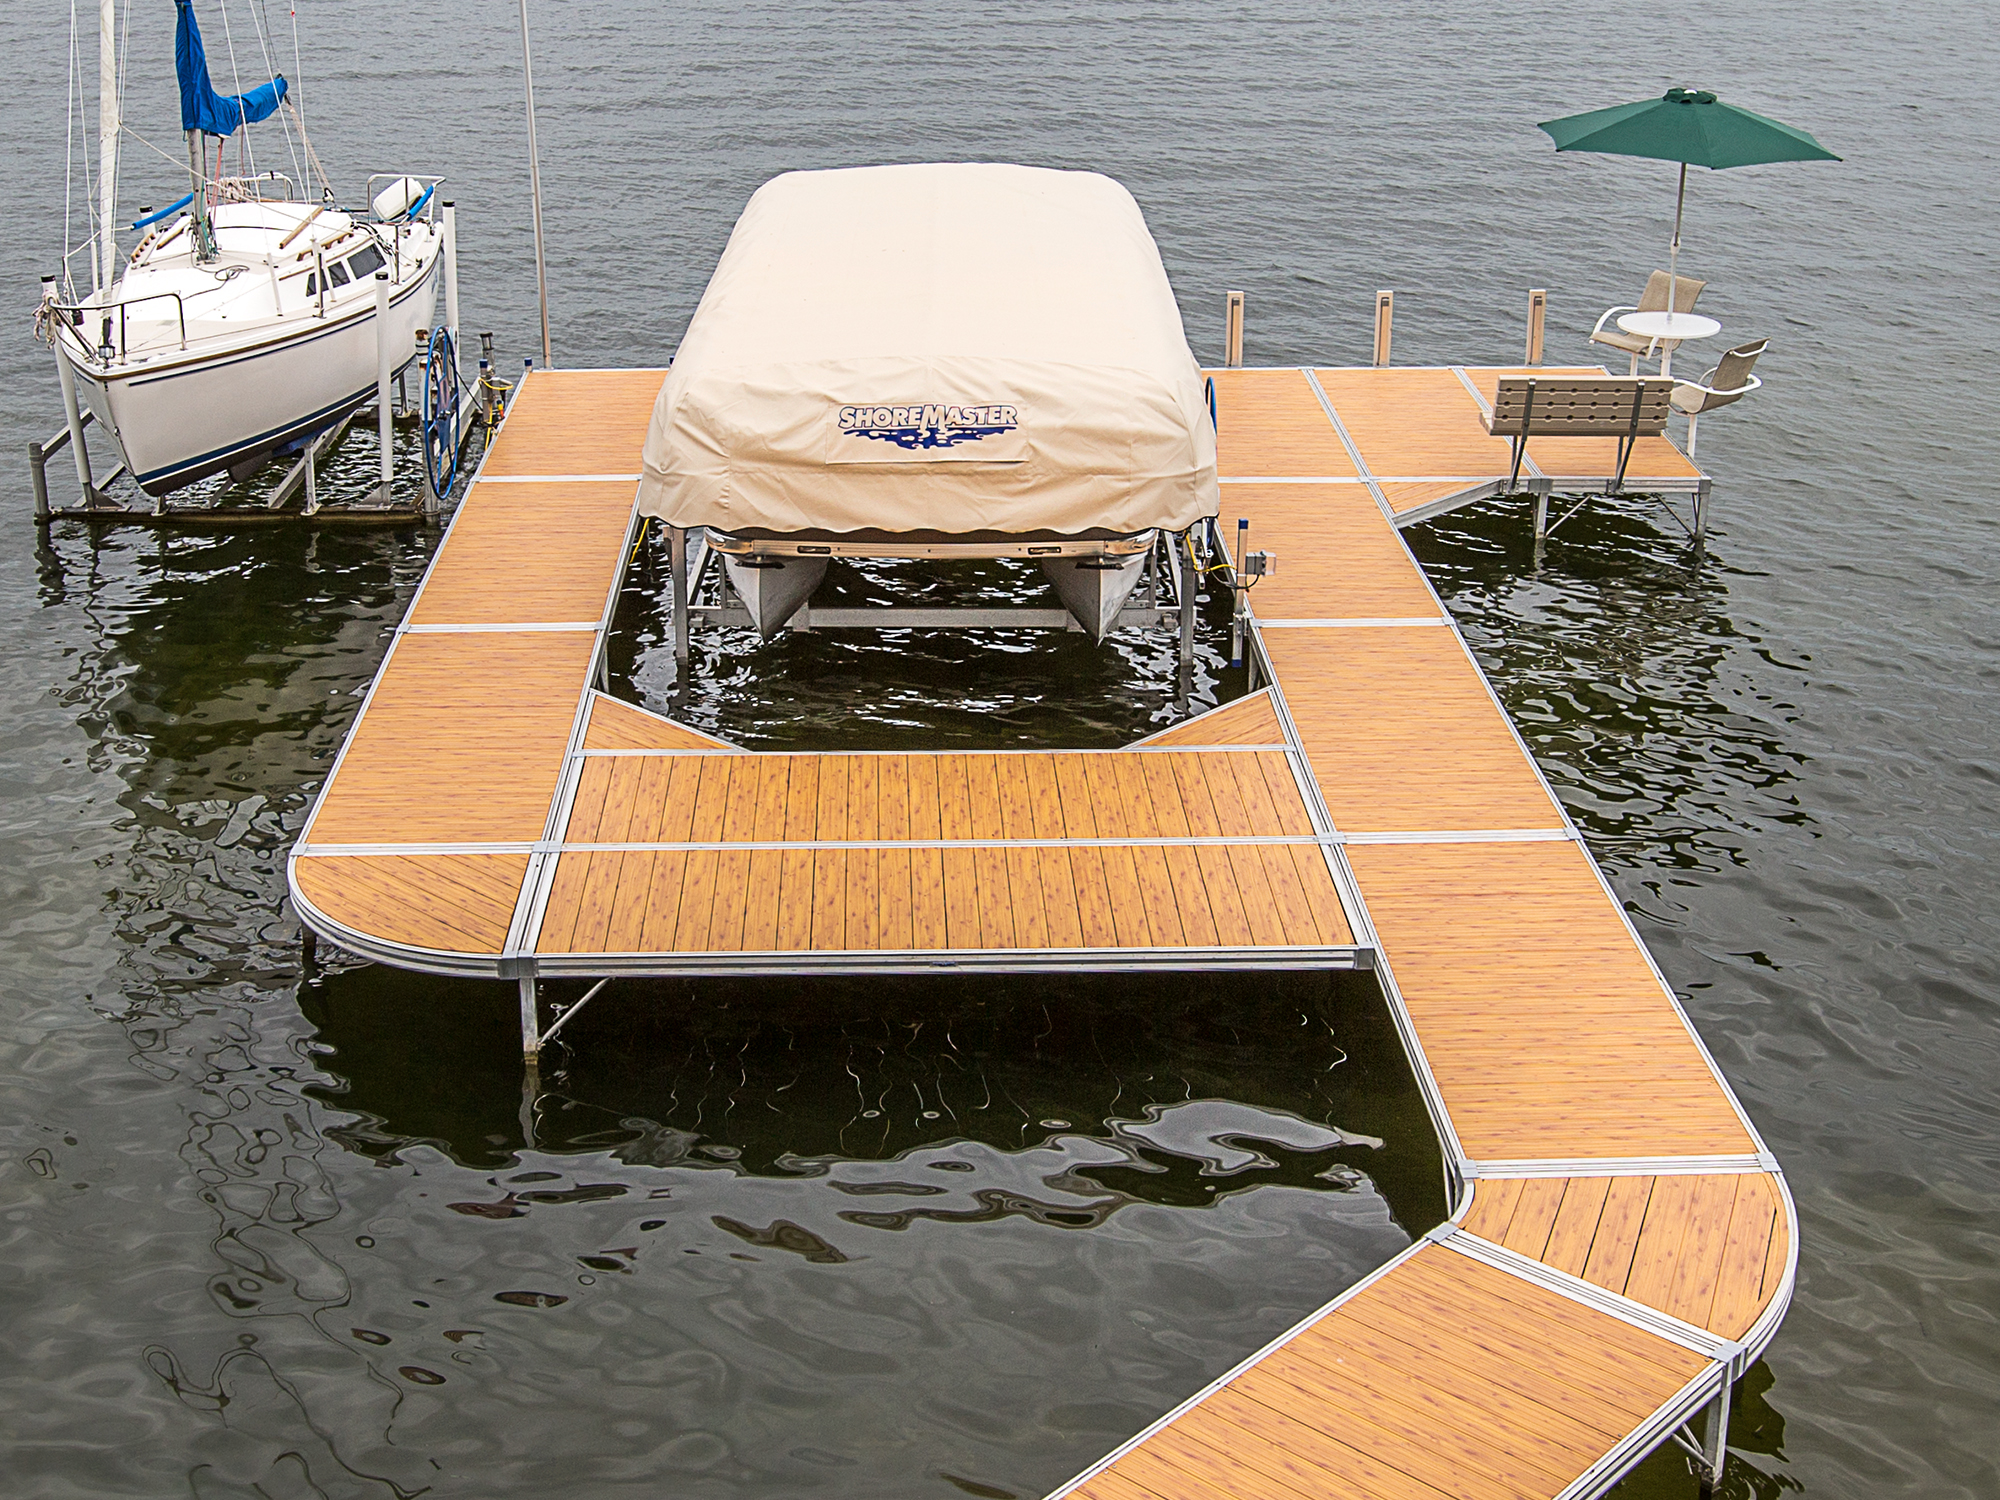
308;633;591;845
964;754;1015;948
1207;368;1359;479
1708;1175;1780;1339
293;853;527;955
1024;755;1085;947
877;756;914;950
672;756;735;952
637;757;702;951
1622;1175;1700;1311
845;755;881;950
1498;1177;1568;1261
410;482;629;627
1054;754;1119;948
1263;627;1563;833
480;367;665;476
935;755;981;948
1542;1176;1613;1279
1347;840;1757;1159
1228;484;1446;622
582;693;736;751
771;755;819;951
1135;690;1285;747
907;755;947;949
810;755;849;951
1581;1176;1656;1296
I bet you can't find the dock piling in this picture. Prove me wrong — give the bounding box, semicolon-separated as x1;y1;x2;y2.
670;525;690;664
518;976;541;1061
1224;291;1245;368
50;318;99;509
374;273;394;503
1526;288;1547;366
1373;290;1394;366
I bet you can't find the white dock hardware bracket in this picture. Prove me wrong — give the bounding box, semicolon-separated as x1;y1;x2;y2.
1223;290;1245;368
1373;289;1394;367
1526;288;1547;366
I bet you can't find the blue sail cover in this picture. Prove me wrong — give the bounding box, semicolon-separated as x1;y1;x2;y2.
175;0;286;136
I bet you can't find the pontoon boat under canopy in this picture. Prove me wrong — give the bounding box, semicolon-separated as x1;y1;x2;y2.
637;163;1219;541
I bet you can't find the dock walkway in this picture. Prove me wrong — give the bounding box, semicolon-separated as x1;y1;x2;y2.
289;364;1789;1500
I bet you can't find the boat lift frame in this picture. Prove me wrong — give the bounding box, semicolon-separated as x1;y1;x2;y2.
29;199;477;528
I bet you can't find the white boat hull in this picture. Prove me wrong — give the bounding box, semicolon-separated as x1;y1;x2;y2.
1041;541;1152;641
60;256;439;495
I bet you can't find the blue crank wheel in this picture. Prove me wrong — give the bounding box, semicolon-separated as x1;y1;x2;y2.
421;327;462;502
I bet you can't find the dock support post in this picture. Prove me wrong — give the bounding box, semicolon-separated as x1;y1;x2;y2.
374;272;394;504
1525;288;1546;366
1693;477;1712;545
1532;481;1551;544
670;525;690;666
1178;529;1196;673
29;439;50;524
1699;1374;1732;1493
52;338;98;508
442;201;461;383
1373;290;1394;367
1223;291;1244;368
519;976;541;1062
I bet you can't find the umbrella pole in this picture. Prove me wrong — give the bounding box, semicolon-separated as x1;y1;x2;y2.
1668;162;1687;317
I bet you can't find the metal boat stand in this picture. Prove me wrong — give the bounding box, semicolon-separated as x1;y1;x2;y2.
667;524;1203;680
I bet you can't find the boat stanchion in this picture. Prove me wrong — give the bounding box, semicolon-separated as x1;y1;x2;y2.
374;272;393;504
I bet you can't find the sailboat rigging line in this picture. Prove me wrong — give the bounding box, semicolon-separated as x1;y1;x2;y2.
288;1;308;198
249;0;306;193
213;0;259;179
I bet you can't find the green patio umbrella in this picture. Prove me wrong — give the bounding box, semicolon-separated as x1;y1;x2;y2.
1539;88;1840;315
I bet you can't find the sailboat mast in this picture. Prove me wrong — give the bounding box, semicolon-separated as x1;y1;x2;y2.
96;0;118;296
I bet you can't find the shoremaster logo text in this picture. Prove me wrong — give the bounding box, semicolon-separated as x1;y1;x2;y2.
836;403;1020;451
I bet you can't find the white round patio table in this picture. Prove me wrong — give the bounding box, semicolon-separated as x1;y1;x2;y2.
1616;310;1721;378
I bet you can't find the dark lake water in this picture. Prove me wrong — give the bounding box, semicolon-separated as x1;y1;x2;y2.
4;1;1996;1496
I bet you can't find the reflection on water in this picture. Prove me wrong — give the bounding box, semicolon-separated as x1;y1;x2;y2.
7;518;1440;1499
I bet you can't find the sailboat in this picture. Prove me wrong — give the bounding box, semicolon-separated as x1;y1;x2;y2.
38;0;445;499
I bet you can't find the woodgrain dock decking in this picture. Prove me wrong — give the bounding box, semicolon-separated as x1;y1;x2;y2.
288;363;1792;1499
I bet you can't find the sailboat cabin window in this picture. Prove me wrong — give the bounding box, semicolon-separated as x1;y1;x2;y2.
347;244;386;280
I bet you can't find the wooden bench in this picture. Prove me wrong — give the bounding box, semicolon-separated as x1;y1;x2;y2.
1488;375;1674;493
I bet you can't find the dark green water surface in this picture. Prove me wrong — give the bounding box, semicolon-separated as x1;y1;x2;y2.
4;2;1996;1497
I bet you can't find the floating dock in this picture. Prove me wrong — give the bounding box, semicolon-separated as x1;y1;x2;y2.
289;363;1788;1499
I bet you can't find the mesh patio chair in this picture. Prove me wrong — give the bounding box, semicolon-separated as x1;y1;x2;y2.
1590;271;1708;374
1670;339;1767;456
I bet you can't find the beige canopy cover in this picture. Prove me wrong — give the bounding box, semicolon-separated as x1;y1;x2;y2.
637;163;1219;539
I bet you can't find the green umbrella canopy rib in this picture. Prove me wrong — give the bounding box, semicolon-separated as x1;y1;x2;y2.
1538;88;1840;168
